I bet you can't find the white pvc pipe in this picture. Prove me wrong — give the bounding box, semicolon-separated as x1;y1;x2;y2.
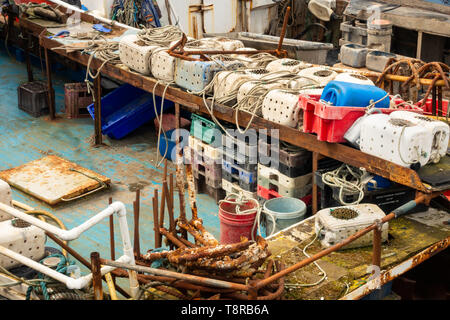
0;245;130;290
0;201;139;298
47;0;140;31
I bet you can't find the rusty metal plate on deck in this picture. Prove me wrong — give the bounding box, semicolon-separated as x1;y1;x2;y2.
0;156;110;205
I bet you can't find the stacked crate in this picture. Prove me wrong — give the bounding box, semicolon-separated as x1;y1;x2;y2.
187;114;225;203
221;131;259;199
257;135;313;205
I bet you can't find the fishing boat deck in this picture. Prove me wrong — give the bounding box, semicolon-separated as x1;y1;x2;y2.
0;12;449;300
0;46;221;277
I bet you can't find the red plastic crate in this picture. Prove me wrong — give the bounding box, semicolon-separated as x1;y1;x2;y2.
415;98;448;116
298;94;422;143
154;113;191;133
257;185;312;206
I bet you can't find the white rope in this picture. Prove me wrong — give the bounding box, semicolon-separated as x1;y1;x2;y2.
321;164;366;206
152;80;175;167
137;25;184;47
218;193;271;241
284;227;327;288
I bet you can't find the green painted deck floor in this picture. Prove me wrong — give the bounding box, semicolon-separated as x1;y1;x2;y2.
0;46;221;287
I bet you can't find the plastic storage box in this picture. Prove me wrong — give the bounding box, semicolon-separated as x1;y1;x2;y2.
315;168;428;213
17;81;53;117
64;83;93;119
190;113;222;145
87;84;174;139
299;94;422;143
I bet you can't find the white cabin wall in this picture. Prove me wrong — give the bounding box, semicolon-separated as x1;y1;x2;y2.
158;0;273;38
79;0;274;37
81;0;115;17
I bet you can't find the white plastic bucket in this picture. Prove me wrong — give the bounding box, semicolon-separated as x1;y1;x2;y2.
263;197;307;236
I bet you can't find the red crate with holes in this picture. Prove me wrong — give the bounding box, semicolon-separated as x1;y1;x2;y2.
415;98;448;116
298;94;422;143
257;185;312;206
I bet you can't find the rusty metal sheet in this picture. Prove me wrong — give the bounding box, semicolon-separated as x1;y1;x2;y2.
0;155;110;205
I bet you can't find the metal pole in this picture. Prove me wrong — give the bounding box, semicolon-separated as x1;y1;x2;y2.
372;223;382;270
312;152;319;215
133;190;141;257
91;252;104;300
153;189;161;248
94;75;102;146
44;48;55;120
23;31;34;82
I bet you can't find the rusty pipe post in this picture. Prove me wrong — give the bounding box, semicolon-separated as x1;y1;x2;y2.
168;173;175;232
91;252;103;300
277;6;291;56
432;85;437;116
153;189;161;248
93;74;102;146
108;197;116;285
372;220;382;271
108;197;115;261
437;86;443;117
133;190;141;257
159;183;166;246
43;47;55;120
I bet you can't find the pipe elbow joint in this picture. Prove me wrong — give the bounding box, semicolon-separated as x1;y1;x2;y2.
65;277;87;290
62;229;81;241
110;201;127;217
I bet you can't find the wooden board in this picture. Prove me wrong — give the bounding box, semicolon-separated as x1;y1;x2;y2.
0;156;110;205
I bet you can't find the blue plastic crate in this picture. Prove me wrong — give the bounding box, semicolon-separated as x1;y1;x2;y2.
87;84;174;139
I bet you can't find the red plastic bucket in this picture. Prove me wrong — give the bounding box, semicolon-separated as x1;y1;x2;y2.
218;199;258;244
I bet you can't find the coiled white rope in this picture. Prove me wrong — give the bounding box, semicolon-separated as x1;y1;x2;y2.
137;25;184;47
321;164;366;206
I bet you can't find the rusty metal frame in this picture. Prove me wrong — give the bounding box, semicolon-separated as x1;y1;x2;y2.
167;6;291;61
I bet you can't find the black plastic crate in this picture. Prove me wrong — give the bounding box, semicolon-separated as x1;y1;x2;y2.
222;169;258;192
194;175;226;204
17;81;54;117
258;136;314;178
315;169;427;214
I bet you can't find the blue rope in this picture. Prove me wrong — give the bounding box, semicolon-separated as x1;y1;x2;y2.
26;254;75;300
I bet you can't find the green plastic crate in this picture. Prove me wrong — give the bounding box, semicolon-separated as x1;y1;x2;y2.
190;113;221;145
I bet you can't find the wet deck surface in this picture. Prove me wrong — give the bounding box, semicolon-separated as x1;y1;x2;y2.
0;47;221;282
